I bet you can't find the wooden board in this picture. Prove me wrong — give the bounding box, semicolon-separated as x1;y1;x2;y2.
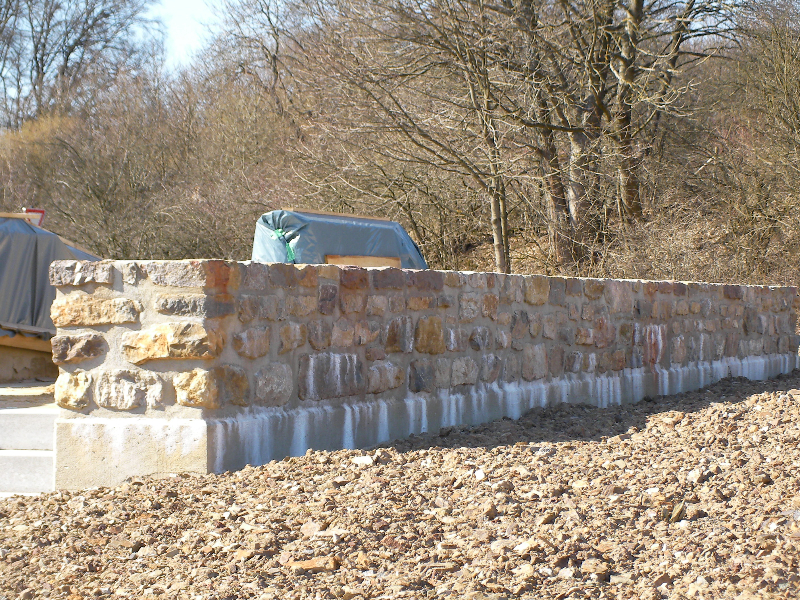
0;334;52;353
282;207;392;222
325;255;402;268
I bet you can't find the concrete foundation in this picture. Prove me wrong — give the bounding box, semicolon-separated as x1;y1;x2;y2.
54;353;797;489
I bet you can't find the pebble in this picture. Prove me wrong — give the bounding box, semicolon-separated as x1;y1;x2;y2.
2;375;800;599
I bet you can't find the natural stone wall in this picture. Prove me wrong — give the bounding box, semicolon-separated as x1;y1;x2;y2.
49;259;800;489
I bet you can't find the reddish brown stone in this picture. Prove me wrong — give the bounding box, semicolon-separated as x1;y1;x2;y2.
340;267;369;289
415;316;446;354
408;270;444;291
318;285;338;315
372;268;405;289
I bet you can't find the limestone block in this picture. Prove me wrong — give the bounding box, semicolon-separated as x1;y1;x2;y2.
604;281;634;314
407;295;436;310
119;262;142;285
372;268;405;289
145;260;238;290
286;295;317;317
238;295;281;323
415;316;446;354
174;369;220;409
576;327;593;345
366;361;404;394
254;363;293;406
354;321;380;346
434;358;451;388
341;291;366;314
409;359;434;393
524;276;550;305
482;294;499;320
385;316;413;353
50;260;113;286
317;264;340;281
459;293;481;322
55;371;92;409
444;271;465;287
340;267;369;289
298;353;364;400
451;356;478;386
481;354;501;382
279;322;307;354
446;327;469;352
332;319;355;347
51;333;106;365
270;263;318;288
367;295;388;316
308;320;332;351
51;295;142;327
502;354;521;382
408;270;444;291
522;344;547;381
318;285;338;315
500;276;523;304
95;369;163;410
584;279;605;300
212;365;250;406
155;294;235;319
469;327;492;351
233;326;270;359
122;322;224;364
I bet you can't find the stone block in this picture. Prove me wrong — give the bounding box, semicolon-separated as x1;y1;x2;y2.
372;268;405;289
565;351;582;373
409;359;434;393
407;295;437;310
298;353;364;400
451;356;479;386
55;371;92;409
529;312;542;337
287;295;317;317
50;260;113;286
365;346;386;361
388;294;405;312
584;279;605;300
446;327;469;352
279;322;308;354
558;325;575;345
481;354;501;382
610;350;626;371
332;319;355;347
408;270;444;291
318;285;338;315
317;264;340;281
95;369;163;410
467;273;489;289
511;311;529;341
497;312;512;326
119;262;142;285
548;278;566;306
604;281;633;314
565;278;583;296
576;327;593;345
212;365;250;406
437;293;455;308
254;363;293;406
174;369;220;409
549;346;564;376
366;361;404;394
444;271;465;287
385;316;413;353
155;294;235;319
500;276;523;304
725;333;739;357
522;344;547;381
367;295;388;316
122;323;224;365
434;358;451;388
233;326;270;359
355;321;380;346
502;354;521;382
671;335;687;364
340;267;368;289
145;260;237;291
482;294;499;320
593;316;616;349
673;282;688;296
723;284;744;300
459;293;481;322
241;262;269;291
542;314;557;340
51;333;106;365
469;327;492;351
238;295;281;323
341;291;366;314
495;330;510;349
308;319;332;350
51;295;142;327
675;300;689;316
415;316;446;354
568;303;579;320
524;276;550;305
270;263;318;288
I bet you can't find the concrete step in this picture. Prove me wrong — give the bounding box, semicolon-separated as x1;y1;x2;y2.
0;449;54;493
0;403;58;450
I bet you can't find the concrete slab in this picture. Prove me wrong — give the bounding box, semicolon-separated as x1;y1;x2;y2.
0;449;54;493
0;403;58;450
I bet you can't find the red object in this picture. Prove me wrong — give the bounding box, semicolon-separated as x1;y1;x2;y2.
22;208;45;227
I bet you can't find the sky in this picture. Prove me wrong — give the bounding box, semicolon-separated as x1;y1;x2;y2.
149;0;222;68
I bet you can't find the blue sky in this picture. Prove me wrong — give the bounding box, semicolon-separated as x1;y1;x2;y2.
149;0;222;67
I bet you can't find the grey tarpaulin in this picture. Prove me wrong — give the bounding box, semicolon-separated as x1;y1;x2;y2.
252;210;428;269
0;217;98;340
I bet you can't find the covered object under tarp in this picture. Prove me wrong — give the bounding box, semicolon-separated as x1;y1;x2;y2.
0;217;97;346
252;210;427;269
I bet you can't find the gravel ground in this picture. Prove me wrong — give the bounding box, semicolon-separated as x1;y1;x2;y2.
3;374;800;600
